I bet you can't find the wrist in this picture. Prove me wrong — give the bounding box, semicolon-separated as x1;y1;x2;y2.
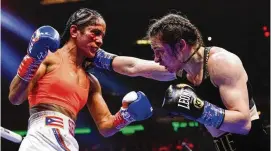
196;100;225;129
17;55;42;82
113;108;135;130
93;49;117;71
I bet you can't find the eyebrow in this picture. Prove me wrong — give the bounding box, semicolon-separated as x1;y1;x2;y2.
153;47;163;52
91;28;105;36
152;46;160;50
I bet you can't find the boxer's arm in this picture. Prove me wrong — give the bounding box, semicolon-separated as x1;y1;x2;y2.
210;52;251;135
92;49;176;81
9;62;47;105
9;26;59;105
112;56;176;81
86;74;120;137
87;74;152;137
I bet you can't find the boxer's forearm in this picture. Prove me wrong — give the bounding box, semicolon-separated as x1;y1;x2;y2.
8;75;29;105
112;56;176;81
95;114;121;137
219;110;251;135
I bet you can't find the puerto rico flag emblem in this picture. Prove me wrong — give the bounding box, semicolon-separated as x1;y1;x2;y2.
45;116;64;128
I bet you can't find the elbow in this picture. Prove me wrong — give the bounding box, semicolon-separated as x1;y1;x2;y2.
8;94;22;105
221;110;252;135
8;94;17;105
241;119;251;135
238;113;252;135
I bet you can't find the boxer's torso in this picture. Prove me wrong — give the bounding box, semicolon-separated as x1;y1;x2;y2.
180;47;269;151
28;49;90;121
184;47;258;137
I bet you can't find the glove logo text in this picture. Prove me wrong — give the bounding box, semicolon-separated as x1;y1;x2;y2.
177;89;192;110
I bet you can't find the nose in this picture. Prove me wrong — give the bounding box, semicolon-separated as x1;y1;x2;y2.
154;56;160;63
95;36;103;47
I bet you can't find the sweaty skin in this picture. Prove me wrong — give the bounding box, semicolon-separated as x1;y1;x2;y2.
9;18;127;137
151;37;255;135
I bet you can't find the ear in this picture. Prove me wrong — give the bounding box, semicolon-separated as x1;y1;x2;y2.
70;25;79;38
179;39;187;52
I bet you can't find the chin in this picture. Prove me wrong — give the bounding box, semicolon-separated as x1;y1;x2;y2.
168;67;180;73
166;68;175;73
171;70;178;73
85;51;96;58
89;54;96;58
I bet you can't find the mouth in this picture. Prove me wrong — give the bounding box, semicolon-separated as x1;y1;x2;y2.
159;62;164;66
162;65;173;72
159;63;167;69
89;47;98;53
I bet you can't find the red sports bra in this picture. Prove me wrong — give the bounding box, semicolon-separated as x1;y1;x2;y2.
28;53;90;116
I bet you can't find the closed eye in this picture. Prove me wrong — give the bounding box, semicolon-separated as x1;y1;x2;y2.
91;29;105;37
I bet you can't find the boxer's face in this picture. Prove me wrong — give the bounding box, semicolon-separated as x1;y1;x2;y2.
75;18;106;58
151;37;183;73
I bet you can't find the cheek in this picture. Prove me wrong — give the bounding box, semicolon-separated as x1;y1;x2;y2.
79;33;93;43
164;55;178;66
76;38;89;51
83;34;92;42
87;34;95;41
163;53;172;62
160;54;170;65
76;39;85;49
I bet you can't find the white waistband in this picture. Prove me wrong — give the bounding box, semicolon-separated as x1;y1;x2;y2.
28;111;76;136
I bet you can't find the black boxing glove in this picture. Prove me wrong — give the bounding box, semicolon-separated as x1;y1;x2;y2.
162;83;225;128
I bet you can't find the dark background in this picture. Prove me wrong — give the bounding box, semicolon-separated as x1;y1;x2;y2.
1;0;270;150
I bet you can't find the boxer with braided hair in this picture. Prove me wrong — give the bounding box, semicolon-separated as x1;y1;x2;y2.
60;8;104;46
75;12;178;81
9;8;153;151
147;13;269;151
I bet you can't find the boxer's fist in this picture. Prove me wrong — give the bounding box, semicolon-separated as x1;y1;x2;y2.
17;26;60;82
162;84;204;120
113;91;153;129
27;25;60;60
162;83;225;128
122;91;153;121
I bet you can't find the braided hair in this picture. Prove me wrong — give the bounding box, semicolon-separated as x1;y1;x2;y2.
60;8;104;46
147;13;204;55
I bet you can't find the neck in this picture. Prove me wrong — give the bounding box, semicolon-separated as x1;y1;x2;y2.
61;40;86;67
183;46;205;77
